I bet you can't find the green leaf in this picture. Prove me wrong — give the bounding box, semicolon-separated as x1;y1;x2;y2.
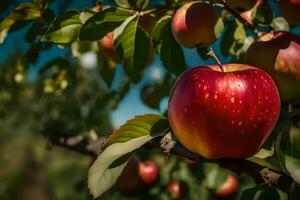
214;17;224;39
153;16;186;76
115;19;150;82
235;175;256;200
234;21;246;44
42;10;82;43
98;49;117;88
88;114;169;198
252;5;274;26
276;126;300;184
0;3;41;43
128;0;149;10
271;17;290;31
113;13;138;40
79;9;95;24
246;145;282;172
241;184;287;200
25;21;47;43
115;0;131;9
220;20;236;57
79;7;134;41
290;182;300;200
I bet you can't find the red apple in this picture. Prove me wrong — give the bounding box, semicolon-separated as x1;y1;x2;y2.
216;175;239;197
171;2;220;48
168;181;189;199
116;156;141;195
246;31;300;101
139;161;159;186
168;64;280;159
226;0;258;12
279;0;300;25
98;32;120;63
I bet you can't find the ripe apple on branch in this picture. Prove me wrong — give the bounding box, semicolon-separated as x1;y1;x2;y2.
2;0;300;199
85;0;300;198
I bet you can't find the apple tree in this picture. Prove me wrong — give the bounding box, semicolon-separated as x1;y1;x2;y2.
0;0;300;199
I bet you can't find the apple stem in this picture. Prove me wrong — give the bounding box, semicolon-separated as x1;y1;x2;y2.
207;48;224;72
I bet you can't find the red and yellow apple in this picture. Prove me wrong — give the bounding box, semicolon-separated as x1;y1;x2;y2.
99;32;120;63
226;0;258;12
246;31;300;101
139;161;159;186
171;2;220;48
216;175;239;197
168;64;280;159
279;0;300;25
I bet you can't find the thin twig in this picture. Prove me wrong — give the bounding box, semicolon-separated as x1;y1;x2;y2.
215;0;261;38
207;48;225;72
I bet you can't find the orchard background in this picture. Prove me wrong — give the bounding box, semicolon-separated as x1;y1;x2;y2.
0;0;300;199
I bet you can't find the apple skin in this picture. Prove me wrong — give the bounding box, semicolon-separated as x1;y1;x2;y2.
116;157;141;195
216;175;239;197
168;181;189;199
171;2;220;48
279;0;300;25
168;64;280;159
246;31;300;102
226;0;258;12
99;32;120;63
139;161;160;186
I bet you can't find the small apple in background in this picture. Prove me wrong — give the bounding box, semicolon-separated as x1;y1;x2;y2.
168;181;189;199
183;157;197;167
116;156;141;195
225;0;258;12
171;2;220;48
246;31;300;102
216;175;239;197
279;0;300;25
98;32;120;63
168;64;280;159
139;161;160;186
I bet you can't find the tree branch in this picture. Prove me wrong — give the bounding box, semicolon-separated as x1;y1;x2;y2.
45;131;103;157
214;0;261;38
46;131;293;194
